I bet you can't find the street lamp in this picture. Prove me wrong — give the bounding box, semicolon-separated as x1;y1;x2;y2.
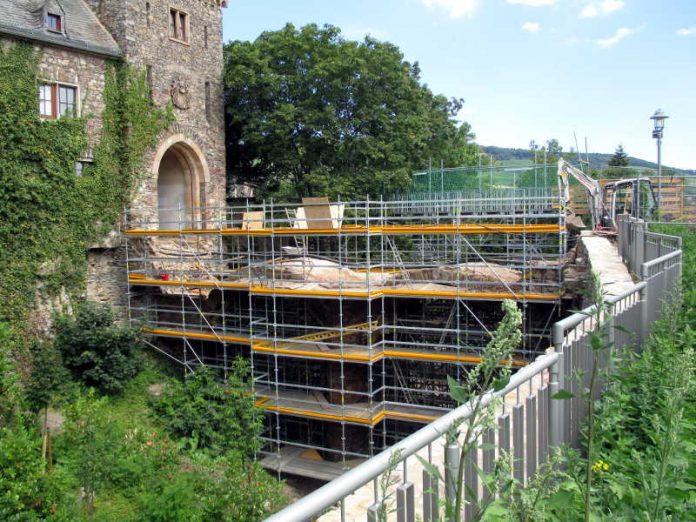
650;109;669;220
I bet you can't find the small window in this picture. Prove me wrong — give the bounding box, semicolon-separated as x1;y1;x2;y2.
204;81;211;123
169;8;189;43
46;13;62;33
146;3;151;27
58;85;76;116
38;83;78;119
39;84;53;117
204;25;208;49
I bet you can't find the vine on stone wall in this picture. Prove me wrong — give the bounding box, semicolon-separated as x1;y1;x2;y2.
0;43;172;327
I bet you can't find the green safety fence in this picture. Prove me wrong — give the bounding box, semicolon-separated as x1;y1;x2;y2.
409;164;558;194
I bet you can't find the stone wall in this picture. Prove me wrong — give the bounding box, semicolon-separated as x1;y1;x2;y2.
87;246;128;311
84;0;227;317
89;0;227;218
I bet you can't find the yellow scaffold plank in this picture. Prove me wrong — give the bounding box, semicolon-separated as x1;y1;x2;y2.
249;285;560;302
142;327;250;345
128;277;248;290
255;402;440;426
142;326;528;367
250;343;527;367
126;223;564;237
129;276;561;302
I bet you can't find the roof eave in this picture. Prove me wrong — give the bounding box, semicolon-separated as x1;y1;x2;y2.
0;26;122;59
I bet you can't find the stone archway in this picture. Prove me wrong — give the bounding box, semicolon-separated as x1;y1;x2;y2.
152;137;210;230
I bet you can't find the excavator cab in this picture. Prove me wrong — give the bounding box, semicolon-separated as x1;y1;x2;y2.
558;159;658;235
602;178;657;229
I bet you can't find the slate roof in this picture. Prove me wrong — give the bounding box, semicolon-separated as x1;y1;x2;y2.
0;0;121;58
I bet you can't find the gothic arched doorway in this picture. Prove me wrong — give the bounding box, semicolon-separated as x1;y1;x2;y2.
156;141;206;230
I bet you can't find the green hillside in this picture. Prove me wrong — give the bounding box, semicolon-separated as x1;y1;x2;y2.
481;146;692;174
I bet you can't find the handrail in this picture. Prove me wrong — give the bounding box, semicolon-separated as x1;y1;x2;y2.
643;249;681;269
264;352;559;522
552;281;646;335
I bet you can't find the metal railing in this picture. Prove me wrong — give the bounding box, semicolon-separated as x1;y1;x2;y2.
264;221;682;522
617;215;682;273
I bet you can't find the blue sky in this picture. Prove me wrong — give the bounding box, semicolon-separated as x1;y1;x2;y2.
222;1;696;169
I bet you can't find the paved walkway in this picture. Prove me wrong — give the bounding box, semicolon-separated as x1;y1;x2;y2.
580;232;634;297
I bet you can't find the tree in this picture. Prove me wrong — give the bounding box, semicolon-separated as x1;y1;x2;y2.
608;144;629;167
55;302;143;395
152;360;261;457
545;139;563;163
224;24;479;200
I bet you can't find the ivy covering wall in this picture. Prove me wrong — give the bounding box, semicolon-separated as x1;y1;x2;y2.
0;43;172;326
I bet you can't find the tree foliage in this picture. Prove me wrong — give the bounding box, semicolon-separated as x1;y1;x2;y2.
608;144;629;167
152;361;261;456
55;303;143;395
224;24;480;200
26;341;70;412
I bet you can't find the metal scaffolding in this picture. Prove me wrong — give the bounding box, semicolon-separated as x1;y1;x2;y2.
124;190;568;479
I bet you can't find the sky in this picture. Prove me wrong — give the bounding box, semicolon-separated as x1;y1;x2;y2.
222;1;696;170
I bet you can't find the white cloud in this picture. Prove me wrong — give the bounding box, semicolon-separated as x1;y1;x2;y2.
521;21;541;32
601;0;625;14
580;0;624;18
420;0;479;19
676;26;696;36
506;0;556;6
597;26;636;47
580;4;599;18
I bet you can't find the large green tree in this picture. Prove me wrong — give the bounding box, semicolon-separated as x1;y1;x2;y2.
223;24;480;200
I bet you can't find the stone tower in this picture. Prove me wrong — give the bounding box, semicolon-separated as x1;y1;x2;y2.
87;0;227;226
84;0;227;308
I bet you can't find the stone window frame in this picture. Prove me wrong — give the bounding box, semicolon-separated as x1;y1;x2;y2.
38;80;80;120
169;6;190;45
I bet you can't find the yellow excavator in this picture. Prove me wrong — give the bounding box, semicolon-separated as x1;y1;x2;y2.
558;159;657;234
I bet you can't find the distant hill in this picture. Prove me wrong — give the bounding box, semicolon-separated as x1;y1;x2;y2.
481;146;692;174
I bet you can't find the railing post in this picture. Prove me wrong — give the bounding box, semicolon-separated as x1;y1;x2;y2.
444;440;460;522
549;323;566;448
640;264;650;348
607;307;616;377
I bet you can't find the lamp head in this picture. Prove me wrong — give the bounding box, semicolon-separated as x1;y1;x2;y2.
650;109;669;132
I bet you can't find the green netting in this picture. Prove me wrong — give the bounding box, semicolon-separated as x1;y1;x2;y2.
409;164;558;194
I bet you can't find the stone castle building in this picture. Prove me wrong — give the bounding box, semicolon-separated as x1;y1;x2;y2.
0;0;227;311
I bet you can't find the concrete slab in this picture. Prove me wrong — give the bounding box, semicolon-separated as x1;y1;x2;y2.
580;232;635;297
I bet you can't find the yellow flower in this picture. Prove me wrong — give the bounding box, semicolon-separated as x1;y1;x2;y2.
591;459;610;473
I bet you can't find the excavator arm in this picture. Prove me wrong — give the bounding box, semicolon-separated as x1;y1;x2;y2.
558;159;605;230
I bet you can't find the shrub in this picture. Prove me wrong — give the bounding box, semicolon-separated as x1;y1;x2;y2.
0;323;23;425
152;359;261;456
138;452;285;522
0;419;62;519
55;302;143;395
26;340;70;412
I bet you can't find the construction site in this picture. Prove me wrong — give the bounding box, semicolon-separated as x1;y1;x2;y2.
123;163;595;480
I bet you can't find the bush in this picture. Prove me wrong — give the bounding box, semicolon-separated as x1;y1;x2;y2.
26;340;70;412
0;419;63;519
0;323;23;425
55;302;143;395
152;360;261;456
138;452;285;522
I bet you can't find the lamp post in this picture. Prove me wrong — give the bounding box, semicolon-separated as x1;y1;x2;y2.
650;109;669;220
